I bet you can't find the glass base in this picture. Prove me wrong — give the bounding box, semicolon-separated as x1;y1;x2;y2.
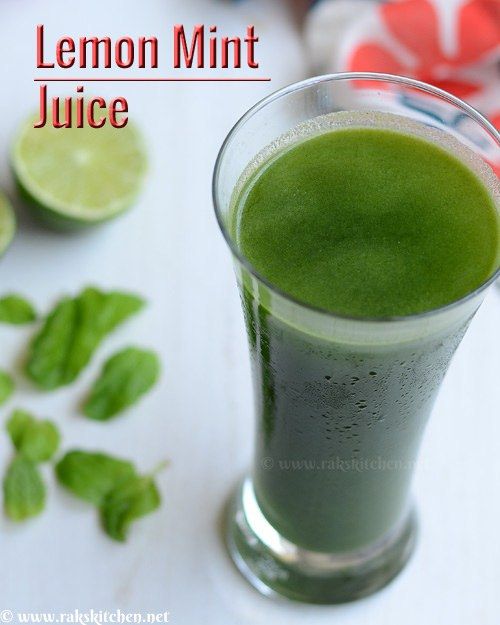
225;478;417;604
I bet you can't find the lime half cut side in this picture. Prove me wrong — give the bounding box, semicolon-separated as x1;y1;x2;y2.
0;190;16;256
11;112;147;229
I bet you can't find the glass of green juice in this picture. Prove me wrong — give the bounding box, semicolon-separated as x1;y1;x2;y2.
213;73;500;604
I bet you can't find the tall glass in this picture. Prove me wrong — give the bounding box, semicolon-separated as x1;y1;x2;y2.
213;74;500;604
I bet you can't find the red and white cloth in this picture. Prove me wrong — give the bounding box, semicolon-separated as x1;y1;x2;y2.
305;0;500;134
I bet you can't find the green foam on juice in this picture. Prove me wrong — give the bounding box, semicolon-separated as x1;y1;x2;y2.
233;124;499;318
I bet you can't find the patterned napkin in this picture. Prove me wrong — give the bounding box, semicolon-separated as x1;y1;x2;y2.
305;0;500;131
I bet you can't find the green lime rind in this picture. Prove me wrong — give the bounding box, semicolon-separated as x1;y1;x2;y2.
11;112;147;229
14;179;111;231
0;190;16;255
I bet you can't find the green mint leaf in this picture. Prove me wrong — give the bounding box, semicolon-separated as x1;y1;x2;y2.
55;450;136;506
100;475;161;542
84;347;160;421
6;409;60;463
0;370;14;405
6;409;33;449
3;456;46;521
25;287;145;390
0;294;37;324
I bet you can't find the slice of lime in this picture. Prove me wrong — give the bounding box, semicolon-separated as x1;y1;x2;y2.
0;190;16;255
11;111;147;229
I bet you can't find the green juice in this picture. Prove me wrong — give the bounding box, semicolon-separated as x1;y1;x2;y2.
235;127;498;317
231;123;499;554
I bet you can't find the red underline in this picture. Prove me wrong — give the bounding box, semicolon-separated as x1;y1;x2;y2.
34;77;271;82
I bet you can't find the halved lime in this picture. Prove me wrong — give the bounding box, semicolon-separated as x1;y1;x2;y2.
0;190;16;255
11;112;147;229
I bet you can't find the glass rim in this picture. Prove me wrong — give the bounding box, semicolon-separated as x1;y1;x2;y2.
212;72;500;324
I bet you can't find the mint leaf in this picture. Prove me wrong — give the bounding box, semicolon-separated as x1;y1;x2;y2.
3;456;46;521
6;409;60;462
100;475;161;542
26;287;145;390
55;450;136;505
84;347;160;421
6;409;32;448
56;451;165;541
0;295;36;324
0;370;14;405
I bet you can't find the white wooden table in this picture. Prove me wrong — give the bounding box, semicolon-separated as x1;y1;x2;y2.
0;1;499;623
